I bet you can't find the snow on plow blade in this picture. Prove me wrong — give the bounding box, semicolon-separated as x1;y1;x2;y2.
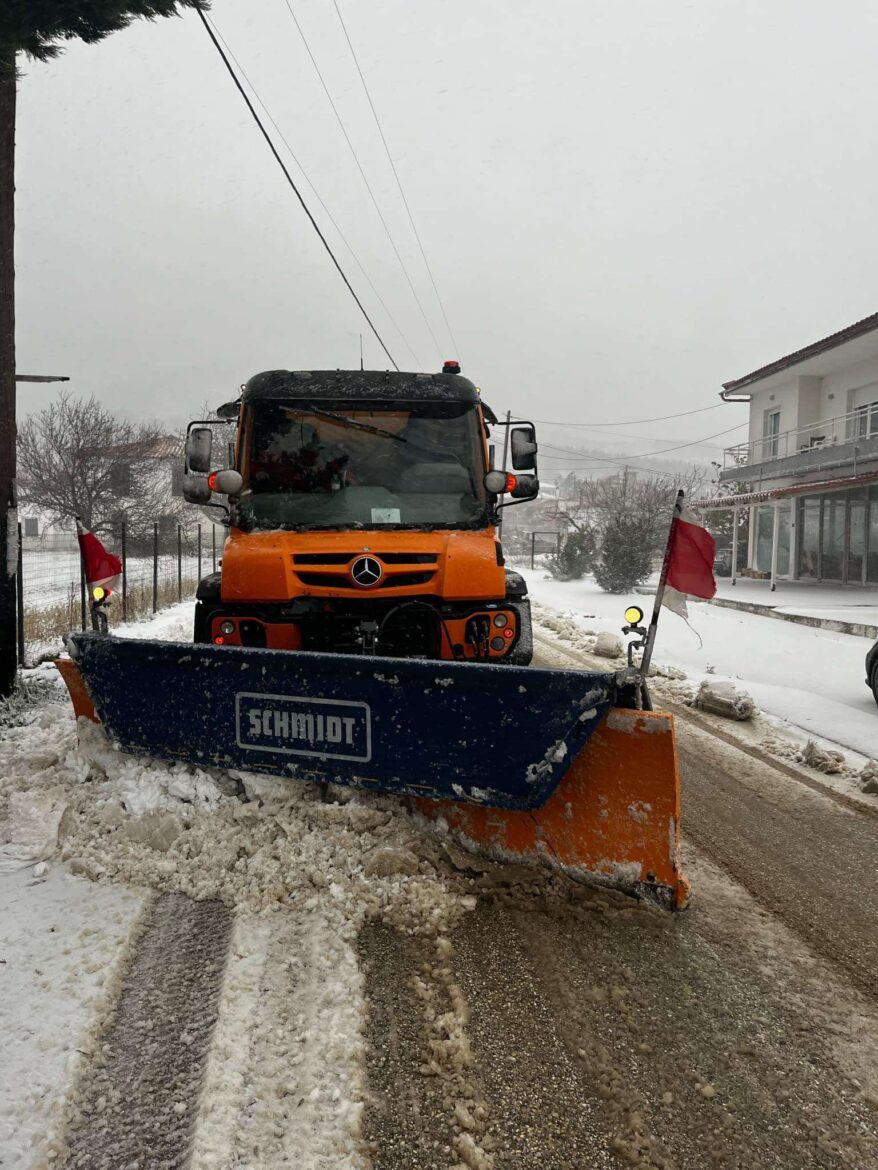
57;634;688;908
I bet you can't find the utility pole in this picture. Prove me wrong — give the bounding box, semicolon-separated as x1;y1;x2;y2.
0;62;17;696
500;409;512;471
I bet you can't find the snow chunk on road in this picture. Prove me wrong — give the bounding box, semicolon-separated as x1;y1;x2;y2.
0;786;68;873
693;680;756;721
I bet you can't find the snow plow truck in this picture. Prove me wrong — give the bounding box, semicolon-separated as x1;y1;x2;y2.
57;364;690;909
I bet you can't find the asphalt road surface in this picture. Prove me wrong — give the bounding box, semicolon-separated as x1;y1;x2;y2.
51;632;878;1170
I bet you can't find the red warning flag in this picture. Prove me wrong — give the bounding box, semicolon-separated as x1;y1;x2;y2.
76;519;122;592
662;499;716;618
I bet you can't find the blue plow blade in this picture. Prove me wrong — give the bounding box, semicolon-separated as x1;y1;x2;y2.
65;633;618;811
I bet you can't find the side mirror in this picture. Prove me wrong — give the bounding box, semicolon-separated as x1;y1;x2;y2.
510;473;539;500
186;426;213;474
183;474;212;504
510;425;538;470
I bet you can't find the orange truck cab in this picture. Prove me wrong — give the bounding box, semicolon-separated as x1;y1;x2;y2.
183;365;540;664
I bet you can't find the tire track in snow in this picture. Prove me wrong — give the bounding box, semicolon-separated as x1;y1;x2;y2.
59;894;232;1170
192;906;367;1170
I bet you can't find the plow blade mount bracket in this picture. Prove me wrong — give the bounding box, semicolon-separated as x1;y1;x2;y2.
59;633;618;811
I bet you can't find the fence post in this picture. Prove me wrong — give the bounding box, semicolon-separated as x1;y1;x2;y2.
197;524;202;584
121;522;128;620
212;525;217;572
152;521;159;614
16;522;24;667
177;524;182;602
531;531;536;571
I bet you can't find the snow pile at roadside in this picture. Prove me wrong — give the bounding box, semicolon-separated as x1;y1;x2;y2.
522;568;878;761
530;597;878;795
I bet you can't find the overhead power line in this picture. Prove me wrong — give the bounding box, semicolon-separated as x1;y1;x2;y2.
332;0;461;359
207;19;422;369
539;420;747;464
282;0;444;363
531;401;729;427
197;11;399;370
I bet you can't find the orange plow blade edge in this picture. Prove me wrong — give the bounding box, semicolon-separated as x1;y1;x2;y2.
413;708;690;910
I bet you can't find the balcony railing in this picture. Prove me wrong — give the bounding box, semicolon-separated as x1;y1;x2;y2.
723;404;878;470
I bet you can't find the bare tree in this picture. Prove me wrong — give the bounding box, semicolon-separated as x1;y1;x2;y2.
18;394;185;541
558;463;712;551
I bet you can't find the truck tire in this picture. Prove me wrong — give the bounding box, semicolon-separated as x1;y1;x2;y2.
871;662;878;709
499;598;532;666
193;573;222;644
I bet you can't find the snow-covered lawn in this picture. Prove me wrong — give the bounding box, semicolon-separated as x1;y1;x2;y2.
519;568;878;759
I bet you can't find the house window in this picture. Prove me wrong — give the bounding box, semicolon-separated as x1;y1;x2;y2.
853;400;878;438
110;464;132;495
23;517;38;538
762;410;781;459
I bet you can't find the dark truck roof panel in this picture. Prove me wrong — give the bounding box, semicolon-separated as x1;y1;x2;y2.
243;369;482;405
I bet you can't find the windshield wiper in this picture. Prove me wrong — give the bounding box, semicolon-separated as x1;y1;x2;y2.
304;407;406;443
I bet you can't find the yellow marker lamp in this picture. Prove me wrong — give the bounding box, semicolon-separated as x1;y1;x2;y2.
92;586;106;602
624;605;644;625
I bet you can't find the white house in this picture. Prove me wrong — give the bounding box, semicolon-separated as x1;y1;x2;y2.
703;312;878;587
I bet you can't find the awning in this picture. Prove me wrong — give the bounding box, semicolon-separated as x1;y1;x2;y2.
692;468;878;510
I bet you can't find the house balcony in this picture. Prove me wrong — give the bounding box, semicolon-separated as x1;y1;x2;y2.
719;406;878;484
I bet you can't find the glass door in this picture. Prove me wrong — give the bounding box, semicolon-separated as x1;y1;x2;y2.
821;494;845;579
847;490;866;583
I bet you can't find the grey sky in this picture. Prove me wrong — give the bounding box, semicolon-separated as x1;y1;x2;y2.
14;0;878;471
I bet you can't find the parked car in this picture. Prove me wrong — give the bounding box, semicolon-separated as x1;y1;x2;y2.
713;548;733;577
867;638;878;708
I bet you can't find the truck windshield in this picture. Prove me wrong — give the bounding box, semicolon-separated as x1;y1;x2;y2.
238;399;488;530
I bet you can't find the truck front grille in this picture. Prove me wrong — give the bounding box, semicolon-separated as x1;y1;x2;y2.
296;570;435;589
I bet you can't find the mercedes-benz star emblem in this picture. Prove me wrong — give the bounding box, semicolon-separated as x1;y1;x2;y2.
350;555;383;588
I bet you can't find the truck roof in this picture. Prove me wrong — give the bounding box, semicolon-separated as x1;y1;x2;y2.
242;369;482;406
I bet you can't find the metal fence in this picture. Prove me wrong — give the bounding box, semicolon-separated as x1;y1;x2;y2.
19;522;224;664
